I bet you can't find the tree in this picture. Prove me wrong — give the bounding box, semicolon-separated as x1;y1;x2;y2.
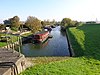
0;24;5;30
3;20;10;26
3;16;20;31
52;19;56;24
61;18;71;27
41;19;56;27
41;21;45;27
70;21;78;27
10;16;20;31
25;16;42;33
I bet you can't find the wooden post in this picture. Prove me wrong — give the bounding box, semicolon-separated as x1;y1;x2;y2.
18;36;20;54
11;36;14;52
6;36;9;49
18;35;22;56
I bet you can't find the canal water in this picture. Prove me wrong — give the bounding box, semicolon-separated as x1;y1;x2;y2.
21;26;70;57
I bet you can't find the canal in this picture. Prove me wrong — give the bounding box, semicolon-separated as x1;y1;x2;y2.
21;26;70;57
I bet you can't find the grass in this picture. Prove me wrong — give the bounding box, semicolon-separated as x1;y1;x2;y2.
0;34;18;47
0;31;32;47
26;57;69;65
0;42;7;47
21;32;33;37
20;24;100;75
20;57;100;75
68;24;100;59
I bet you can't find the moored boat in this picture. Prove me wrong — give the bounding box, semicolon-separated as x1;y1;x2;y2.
43;26;52;31
33;31;49;43
51;25;56;28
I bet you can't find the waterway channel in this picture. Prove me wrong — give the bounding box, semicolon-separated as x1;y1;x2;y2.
21;26;70;57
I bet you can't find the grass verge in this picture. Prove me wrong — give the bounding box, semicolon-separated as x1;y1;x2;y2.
21;32;33;37
0;34;18;47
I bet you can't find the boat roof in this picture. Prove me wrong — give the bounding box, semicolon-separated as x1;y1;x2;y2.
34;31;49;35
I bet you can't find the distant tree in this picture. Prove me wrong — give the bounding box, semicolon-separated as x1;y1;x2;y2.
3;20;10;26
61;18;80;31
56;21;61;26
41;19;56;27
10;16;20;31
41;21;45;27
86;21;96;24
70;21;78;27
43;19;51;25
0;24;5;30
25;16;42;33
52;19;55;23
3;16;20;31
61;18;71;27
46;19;50;25
51;19;56;25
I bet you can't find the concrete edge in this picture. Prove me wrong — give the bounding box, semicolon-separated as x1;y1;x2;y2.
3;54;33;75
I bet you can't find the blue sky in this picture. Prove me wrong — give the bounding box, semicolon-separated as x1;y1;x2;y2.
0;0;100;23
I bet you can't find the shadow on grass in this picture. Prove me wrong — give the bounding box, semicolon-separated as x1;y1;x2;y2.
68;24;100;60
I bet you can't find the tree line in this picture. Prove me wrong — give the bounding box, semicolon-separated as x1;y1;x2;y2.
61;18;79;30
0;16;58;33
0;16;79;33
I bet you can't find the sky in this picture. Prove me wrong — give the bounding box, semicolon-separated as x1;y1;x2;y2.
0;0;100;23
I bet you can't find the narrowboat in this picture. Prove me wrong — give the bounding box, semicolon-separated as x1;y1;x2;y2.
33;31;49;43
51;25;56;28
43;26;52;31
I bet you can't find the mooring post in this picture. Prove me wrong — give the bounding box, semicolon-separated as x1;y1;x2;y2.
18;35;22;57
11;36;14;52
18;36;20;56
6;36;9;49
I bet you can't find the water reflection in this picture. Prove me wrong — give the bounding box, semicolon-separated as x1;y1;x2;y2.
60;30;66;36
21;26;70;57
31;39;49;49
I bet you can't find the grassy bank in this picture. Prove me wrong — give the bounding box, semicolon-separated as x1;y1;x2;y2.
0;34;18;47
21;31;33;37
68;24;100;59
20;57;100;75
0;31;32;47
20;24;100;75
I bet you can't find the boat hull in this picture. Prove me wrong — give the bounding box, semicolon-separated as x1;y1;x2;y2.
33;31;49;43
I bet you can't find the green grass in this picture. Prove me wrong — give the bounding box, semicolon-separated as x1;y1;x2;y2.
0;42;7;47
26;57;69;65
20;57;100;75
68;24;100;59
20;24;100;75
0;31;32;47
0;34;18;47
21;32;33;37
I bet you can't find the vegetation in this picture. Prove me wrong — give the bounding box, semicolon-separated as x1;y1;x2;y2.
20;24;100;75
61;18;78;30
25;16;42;33
20;57;100;75
41;19;57;27
3;16;57;34
4;16;20;31
21;32;33;37
61;18;71;27
41;20;51;27
86;21;96;24
0;33;18;47
68;24;100;58
26;57;69;65
0;24;5;30
0;41;7;47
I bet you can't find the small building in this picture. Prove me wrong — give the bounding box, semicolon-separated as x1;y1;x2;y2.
86;21;96;24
